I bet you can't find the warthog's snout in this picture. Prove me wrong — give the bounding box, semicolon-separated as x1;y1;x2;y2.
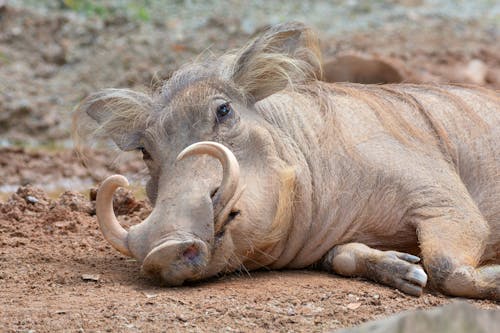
141;237;210;286
95;141;241;285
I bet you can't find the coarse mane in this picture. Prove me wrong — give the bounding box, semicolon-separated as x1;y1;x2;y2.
259;80;497;164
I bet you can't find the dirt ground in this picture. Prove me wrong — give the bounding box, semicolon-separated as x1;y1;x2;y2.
1;1;499;332
0;185;498;332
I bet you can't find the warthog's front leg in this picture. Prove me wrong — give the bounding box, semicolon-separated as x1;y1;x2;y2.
321;243;428;296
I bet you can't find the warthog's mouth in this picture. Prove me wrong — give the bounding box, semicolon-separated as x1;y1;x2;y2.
215;210;240;240
141;237;210;286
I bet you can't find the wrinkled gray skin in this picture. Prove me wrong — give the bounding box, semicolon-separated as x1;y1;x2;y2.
75;23;500;299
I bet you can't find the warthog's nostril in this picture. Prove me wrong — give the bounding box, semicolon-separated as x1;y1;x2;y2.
182;244;200;262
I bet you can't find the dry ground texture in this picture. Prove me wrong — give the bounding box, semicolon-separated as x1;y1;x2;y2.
1;1;499;332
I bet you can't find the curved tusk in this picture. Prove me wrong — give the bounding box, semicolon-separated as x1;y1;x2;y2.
177;141;240;217
96;174;133;257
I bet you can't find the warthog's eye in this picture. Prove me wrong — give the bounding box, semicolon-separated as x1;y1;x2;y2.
139;147;151;160
216;102;232;122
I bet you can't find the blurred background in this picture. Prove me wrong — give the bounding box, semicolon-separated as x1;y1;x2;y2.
0;0;499;197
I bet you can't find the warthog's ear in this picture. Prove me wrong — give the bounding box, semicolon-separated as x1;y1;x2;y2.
73;88;152;151
231;22;322;103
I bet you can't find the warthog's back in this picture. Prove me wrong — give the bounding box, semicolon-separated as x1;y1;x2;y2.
395;85;500;262
325;83;499;203
275;82;500;267
393;85;499;221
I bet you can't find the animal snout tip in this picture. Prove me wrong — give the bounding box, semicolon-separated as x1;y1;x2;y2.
141;238;209;286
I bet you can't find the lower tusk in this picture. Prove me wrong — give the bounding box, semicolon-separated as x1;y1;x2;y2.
96;174;133;257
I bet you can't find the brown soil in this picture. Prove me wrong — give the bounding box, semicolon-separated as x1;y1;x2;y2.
1;2;499;332
0;186;498;332
0;146;146;200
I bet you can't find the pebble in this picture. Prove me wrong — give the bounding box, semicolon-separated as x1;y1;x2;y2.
463;59;487;85
25;195;39;204
347;302;361;310
81;274;100;282
176;314;188;322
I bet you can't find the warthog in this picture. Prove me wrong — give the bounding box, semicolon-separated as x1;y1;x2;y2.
74;23;499;300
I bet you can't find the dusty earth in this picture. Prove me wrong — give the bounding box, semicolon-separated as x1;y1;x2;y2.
1;185;498;332
1;1;499;332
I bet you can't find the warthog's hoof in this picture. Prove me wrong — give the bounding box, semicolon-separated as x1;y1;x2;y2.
367;250;428;296
324;243;428;296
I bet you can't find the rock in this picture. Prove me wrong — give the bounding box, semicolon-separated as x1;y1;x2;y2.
81;274;100;282
463;59;488;85
176;314;188;322
25;195;39;204
346;302;361;310
334;302;500;333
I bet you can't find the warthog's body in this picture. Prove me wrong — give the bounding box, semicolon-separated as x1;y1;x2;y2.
75;23;500;299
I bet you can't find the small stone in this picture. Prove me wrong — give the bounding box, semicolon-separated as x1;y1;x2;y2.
347;302;361;310
176;314;188;322
81;274;100;282
320;293;331;301
25;196;39;204
11;26;22;36
463;59;488;85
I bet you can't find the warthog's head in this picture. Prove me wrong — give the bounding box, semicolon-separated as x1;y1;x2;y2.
74;22;321;285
